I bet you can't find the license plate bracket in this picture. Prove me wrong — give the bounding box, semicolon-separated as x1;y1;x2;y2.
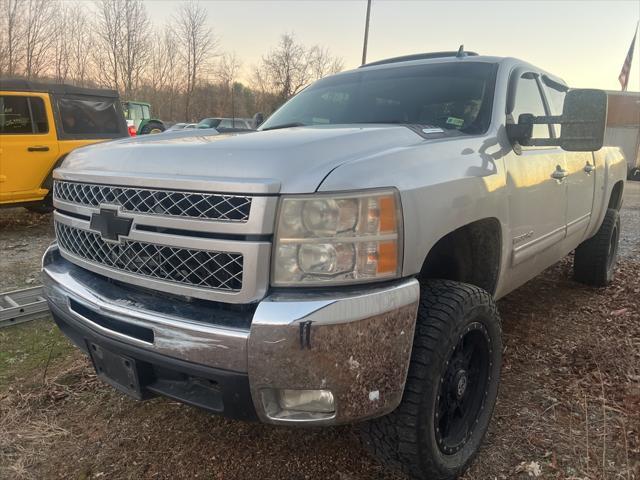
88;342;143;400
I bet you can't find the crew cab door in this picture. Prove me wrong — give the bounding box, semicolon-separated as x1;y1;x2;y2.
504;71;567;268
541;77;596;242
0;93;59;203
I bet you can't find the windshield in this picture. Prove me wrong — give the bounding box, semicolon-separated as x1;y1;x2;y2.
197;118;221;128
260;62;497;134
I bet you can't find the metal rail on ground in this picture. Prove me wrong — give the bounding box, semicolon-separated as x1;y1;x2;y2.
0;286;49;328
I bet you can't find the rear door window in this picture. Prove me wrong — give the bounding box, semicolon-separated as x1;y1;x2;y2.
0;96;33;134
0;96;48;134
58;96;121;135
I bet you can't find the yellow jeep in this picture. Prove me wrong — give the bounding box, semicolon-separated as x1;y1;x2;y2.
0;80;128;212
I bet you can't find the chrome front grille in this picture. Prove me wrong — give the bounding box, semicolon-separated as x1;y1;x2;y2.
53;180;252;222
55;221;244;291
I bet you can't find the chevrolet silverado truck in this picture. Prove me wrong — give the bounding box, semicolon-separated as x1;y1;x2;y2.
42;51;626;479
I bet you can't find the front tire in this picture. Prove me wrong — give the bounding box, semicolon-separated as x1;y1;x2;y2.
361;280;502;480
574;208;620;286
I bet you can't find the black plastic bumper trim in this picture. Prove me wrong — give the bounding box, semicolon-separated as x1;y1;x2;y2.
69;298;155;343
49;301;258;422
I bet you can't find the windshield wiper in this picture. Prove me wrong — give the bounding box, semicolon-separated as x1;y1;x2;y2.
261;122;306;131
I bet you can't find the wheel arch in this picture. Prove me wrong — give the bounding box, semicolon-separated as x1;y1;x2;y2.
608;180;624;210
40;153;69;192
416;217;502;295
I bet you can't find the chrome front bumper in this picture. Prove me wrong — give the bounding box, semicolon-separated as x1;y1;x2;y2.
42;244;420;425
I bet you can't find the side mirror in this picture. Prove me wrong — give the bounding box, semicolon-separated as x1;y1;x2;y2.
506;89;608;152
560;89;607;151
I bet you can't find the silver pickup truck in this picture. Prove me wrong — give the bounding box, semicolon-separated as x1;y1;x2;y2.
42;51;626;479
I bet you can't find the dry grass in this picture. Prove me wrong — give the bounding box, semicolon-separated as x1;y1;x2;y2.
1;258;639;480
0;363;96;479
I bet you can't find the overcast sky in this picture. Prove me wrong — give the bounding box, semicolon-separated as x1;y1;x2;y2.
145;0;640;91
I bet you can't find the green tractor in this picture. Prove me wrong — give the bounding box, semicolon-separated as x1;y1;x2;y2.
122;101;165;135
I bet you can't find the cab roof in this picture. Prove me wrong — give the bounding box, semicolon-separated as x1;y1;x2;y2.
0;79;120;98
355;53;567;88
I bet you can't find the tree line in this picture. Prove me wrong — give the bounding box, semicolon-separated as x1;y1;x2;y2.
0;0;344;122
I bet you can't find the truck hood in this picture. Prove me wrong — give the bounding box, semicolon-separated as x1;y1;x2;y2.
59;125;425;193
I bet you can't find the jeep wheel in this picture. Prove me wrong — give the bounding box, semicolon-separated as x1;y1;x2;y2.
140;122;165;135
362;280;502;480
574;208;620;286
26;194;53;214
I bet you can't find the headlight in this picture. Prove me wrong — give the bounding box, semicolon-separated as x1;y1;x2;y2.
272;189;402;286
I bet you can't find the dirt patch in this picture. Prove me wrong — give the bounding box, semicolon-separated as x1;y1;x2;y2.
0;208;54;291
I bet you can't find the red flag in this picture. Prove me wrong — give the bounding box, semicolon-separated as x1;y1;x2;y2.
619;24;638;91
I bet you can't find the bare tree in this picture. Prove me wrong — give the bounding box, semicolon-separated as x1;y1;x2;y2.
253;33;343;108
308;45;344;81
68;7;93;86
94;0;124;90
216;52;242;116
0;1;340;123
147;26;182;119
175;0;217;120
23;0;56;79
259;34;309;102
52;4;72;83
217;52;241;90
119;0;151;98
0;0;26;76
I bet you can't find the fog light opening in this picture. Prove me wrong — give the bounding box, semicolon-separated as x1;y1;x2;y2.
278;389;335;413
261;388;336;422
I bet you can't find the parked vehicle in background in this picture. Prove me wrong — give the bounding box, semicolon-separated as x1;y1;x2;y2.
122;101;165;135
605;91;640;179
43;52;625;480
166;123;207;132
0;80;128;212
165;122;188;132
197;117;253;132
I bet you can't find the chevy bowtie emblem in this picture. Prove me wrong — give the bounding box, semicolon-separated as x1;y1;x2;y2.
90;208;133;242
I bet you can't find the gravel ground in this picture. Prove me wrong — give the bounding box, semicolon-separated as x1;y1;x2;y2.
0;210;54;292
0;182;638;480
620;181;640;261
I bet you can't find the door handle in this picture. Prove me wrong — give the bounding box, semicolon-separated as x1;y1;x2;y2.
551;167;568;181
584;162;595;174
27;146;49;152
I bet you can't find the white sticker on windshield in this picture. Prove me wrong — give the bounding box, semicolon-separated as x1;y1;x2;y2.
422;127;444;134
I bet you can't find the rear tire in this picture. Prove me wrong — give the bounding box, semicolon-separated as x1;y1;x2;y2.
361;280;502;480
139;122;165;135
574;208;620;286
